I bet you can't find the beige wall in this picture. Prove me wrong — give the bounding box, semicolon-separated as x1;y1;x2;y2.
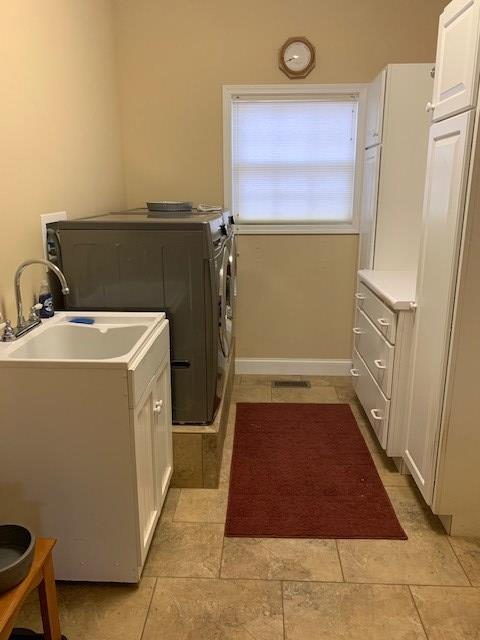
236;235;358;359
0;0;125;322
114;0;448;360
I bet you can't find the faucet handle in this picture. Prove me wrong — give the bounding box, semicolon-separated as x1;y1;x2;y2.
2;320;16;342
29;303;43;322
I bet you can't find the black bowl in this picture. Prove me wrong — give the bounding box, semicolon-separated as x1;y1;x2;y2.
0;524;36;593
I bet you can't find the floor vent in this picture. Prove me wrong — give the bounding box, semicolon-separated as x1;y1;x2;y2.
272;380;311;389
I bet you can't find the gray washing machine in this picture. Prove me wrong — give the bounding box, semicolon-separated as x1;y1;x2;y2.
46;209;236;424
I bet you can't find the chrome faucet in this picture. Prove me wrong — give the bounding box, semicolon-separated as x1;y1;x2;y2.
10;258;69;339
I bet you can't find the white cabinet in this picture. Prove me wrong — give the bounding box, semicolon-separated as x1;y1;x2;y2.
0;314;173;582
358;146;381;270
353;308;395;398
352;350;390;448
352;275;415;458
358;64;433;271
134;386;159;563
404;111;474;504
133;360;172;565
365;68;386;148
432;0;480;122
153;365;173;508
355;280;397;344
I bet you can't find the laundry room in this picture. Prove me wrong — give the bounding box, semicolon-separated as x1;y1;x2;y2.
1;1;480;639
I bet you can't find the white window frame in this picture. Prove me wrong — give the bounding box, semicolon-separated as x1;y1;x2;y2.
223;84;367;235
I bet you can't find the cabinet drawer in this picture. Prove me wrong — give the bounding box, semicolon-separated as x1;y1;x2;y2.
128;320;170;408
351;350;390;449
355;281;397;344
353;308;395;398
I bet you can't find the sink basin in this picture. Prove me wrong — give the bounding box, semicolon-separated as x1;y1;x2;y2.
9;323;149;360
0;312;166;364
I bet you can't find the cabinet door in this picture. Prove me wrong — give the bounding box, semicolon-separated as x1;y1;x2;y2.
152;363;173;510
133;387;159;564
432;0;480;121
358;146;381;270
405;111;474;504
365;69;386;148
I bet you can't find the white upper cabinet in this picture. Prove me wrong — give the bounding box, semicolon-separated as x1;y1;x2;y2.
432;0;480;121
358;145;381;270
365;69;387;148
404;111;474;504
357;64;433;271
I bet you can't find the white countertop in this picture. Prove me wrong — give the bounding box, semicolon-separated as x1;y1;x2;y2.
358;270;417;311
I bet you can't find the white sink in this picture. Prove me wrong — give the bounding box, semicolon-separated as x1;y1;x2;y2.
0;312;166;364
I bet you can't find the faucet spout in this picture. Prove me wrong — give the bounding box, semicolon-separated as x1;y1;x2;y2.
14;258;69;330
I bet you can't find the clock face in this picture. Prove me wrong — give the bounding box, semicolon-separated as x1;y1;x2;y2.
283;41;311;72
279;37;315;78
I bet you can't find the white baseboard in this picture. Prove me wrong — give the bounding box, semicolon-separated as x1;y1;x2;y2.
235;358;352;376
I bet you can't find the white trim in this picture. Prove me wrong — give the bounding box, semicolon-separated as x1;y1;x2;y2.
222;83;367;235
235;224;359;235
224;83;368;96
235;357;352;376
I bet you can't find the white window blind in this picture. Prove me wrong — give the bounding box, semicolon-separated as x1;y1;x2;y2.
231;96;358;224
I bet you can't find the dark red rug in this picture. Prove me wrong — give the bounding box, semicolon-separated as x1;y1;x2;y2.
225;403;407;539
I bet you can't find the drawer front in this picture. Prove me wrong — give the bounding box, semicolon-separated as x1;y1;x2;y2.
353;308;395;398
355;281;397;344
129;320;170;408
351;350;390;449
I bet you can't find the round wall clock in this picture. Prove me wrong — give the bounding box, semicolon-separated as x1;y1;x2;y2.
279;37;316;79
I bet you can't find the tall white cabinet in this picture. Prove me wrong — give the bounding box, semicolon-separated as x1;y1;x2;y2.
353;64;433;466
405;0;480;535
404;111;474;502
358;64;433;271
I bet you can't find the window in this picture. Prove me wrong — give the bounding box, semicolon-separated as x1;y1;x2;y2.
223;85;365;234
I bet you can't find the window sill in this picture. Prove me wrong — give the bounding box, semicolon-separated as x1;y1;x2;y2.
234;224;359;235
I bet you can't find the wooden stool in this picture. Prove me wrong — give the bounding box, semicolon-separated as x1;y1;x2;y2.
0;539;62;640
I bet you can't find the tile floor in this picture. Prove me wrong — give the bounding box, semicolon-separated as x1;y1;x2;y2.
17;375;480;639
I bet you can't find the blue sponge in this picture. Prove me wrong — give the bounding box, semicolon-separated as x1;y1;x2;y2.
68;317;95;325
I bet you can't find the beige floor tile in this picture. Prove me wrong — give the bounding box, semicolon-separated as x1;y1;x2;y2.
283;582;426;640
16;578;155;640
227;402;237;424
358;425;384;454
232;385;271;402
142;577;283;640
271;385;338;403
371;453;411;487
159;487;180;521
336;386;357;402
337;486;469;586
143;521;223;578
221;537;343;581
411;586;480;640
241;374;301;386
301;375;353;388
219;446;233;487
174;488;228;523
349;399;372;428
385;485;443;534
337;535;468;586
223;431;234;455
449;537;480;586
